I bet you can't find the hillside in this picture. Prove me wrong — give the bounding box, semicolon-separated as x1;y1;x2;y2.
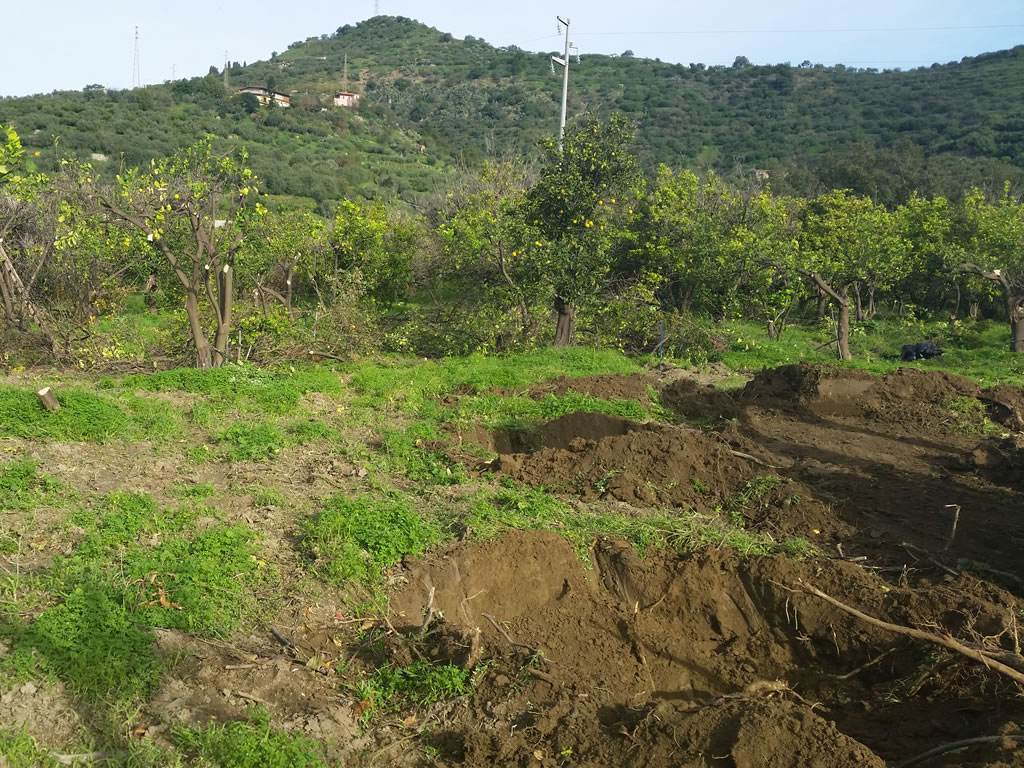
2;15;1023;207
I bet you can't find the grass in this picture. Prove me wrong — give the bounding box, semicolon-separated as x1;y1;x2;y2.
715;316;1024;387
944;395;1005;436
354;660;473;722
1;490;272;711
0;728;63;768
175;707;328;768
303;494;441;587
0;459;63;513
124;363;343;415
466;481;816;562
0;387;180;442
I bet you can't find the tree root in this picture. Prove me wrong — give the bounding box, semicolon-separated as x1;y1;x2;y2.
794;580;1024;686
893;734;1024;768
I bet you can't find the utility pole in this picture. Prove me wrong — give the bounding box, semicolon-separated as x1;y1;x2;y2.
223;50;229;89
551;16;578;151
131;26;141;88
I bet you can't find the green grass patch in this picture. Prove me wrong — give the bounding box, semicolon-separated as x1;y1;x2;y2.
1;572;163;704
468;481;815;561
303;494;440;586
375;423;466;485
175;707;328;768
0;728;62;767
0;387;179;442
0;460;62;513
216;423;287;462
944;396;1005;436
125;363;342;415
354;660;472;722
170;482;217;500
348;347;641;417
453;391;651;431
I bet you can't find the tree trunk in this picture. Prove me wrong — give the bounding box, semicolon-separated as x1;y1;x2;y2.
816;290;828;322
212;265;233;367
1008;293;1024;353
767;320;780;341
969;301;980;320
836;286;852;361
185;290;214;369
553;297;575;347
854;283;864;322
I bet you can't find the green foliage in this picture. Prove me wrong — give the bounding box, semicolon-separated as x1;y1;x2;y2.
944;395;1004;436
376;423;466;484
175;708;328;768
0;387;179;442
302;494;440;586
467;482;815;561
125;524;266;636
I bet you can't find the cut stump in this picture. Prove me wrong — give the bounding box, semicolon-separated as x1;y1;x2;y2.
37;387;60;412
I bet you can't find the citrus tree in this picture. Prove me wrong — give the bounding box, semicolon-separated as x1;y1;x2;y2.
524;113;642;345
795;190;908;360
80;138;264;368
952;186;1024;351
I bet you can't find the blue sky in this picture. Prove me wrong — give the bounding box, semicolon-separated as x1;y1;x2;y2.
2;0;1021;96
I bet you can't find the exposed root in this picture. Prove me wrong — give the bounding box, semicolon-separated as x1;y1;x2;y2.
893;734;1024;768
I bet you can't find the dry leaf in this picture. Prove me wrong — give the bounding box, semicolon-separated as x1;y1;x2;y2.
533;749;545;760
402;715;418;727
353;699;372;719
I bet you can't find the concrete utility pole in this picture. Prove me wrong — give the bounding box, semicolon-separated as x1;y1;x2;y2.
551;16;578;151
132;26;141;88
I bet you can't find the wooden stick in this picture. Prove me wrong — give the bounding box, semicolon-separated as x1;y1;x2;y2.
796;580;1024;686
943;504;961;552
419;586;436;637
834;647;897;680
893;735;1024;768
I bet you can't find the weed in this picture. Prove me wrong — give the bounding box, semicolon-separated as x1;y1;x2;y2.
303;494;440;586
245;485;285;507
1;572;163;704
0;728;61;767
216;423;287;462
376;424;466;485
169;482;216;501
356;660;472;721
722;475;787;526
0;460;62;512
287;419;334;445
175;707;328;768
944;396;1004;437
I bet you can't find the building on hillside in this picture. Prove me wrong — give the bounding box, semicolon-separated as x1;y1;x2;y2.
753;169;770;182
333;91;361;108
238;86;291;107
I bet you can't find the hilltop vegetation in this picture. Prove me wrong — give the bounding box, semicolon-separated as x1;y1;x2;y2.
1;16;1024;209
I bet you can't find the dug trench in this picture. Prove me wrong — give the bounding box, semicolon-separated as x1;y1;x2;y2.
389;363;1024;766
390;530;1024;767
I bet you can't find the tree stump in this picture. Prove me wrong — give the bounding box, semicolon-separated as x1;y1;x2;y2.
36;387;60;412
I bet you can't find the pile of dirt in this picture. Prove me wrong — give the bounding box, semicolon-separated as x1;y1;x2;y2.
493;412;752;509
981;384;1024;431
962;434;1024;488
389;530;1024;767
487;372;661;403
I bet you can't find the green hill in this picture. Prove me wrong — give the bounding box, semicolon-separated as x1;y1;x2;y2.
2;15;1023;208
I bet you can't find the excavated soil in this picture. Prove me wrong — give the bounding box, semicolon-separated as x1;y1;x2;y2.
390;530;1024;767
389;362;1024;767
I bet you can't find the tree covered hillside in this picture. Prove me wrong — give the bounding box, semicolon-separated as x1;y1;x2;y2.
2;16;1023;209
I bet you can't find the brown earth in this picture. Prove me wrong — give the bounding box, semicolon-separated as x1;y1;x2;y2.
389;530;1024;767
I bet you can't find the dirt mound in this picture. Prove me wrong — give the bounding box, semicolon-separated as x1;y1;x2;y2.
391;530;1024;767
963;435;1024;488
981;384;1024;431
488;372;660;402
494;412;752;508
